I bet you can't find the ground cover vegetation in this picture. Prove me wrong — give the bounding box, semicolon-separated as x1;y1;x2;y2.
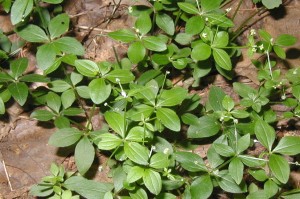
0;0;300;198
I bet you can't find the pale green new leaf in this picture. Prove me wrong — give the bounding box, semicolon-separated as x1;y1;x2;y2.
75;136;95;175
48;128;82;147
143;169;162;195
135;13;152;35
124;142;149;165
156;107;181;132
269;154;290;184
275;34;297;46
89;78;111;104
17;24;49;43
254;119;275;151
213;31;229;48
11;0;33;25
61;89;75;109
273;136;300;155
104;111;125;137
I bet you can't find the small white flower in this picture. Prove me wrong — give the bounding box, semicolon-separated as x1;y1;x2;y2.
233;119;238;124
194;161;198;164
293;70;298;75
163;148;170;154
205;17;208;21
121;90;127;97
115;78;120;83
253;139;259;143
225;7;232;13
202;32;207;38
281;95;286;100
252;47;257;52
250;29;256;36
270;38;274;44
98;166;103;172
136;28;140;33
166;71;170;75
104;102;108;106
259;44;264;50
151;146;156;150
128;6;133;13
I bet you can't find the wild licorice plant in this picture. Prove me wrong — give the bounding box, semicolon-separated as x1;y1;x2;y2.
0;0;300;198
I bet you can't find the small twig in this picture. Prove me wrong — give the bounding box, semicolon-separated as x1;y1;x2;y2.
75;25;112;33
2;160;13;191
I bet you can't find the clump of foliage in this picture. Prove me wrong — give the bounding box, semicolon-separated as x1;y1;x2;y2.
0;0;300;198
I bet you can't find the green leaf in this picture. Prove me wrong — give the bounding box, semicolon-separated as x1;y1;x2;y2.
0;98;5;115
10;0;33;25
254;119;275;151
127;104;154;121
269;154;290;184
76;86;90;99
275;34;296;46
74;59;99;77
64;176;113;199
156;13;175;35
89;78;111;104
248;169;268;182
124;142;149;165
106;69;135;84
29;184;53;197
213;143;235;157
46;92;61;113
150;152;169;169
48;128;82;147
233;82;256;98
157;87;188;107
49;13;70;39
191;43;211;61
231;110;250;119
178;2;199;14
17;24;49;42
61;89;75;109
237;134;250;154
0;72;13;82
130;188;148;199
258;29;272;42
108;29;136;43
8;82;28;106
274;45;286;59
217;171;247;193
53;37;85;55
187;116;220;138
229;158;244;184
292;85;300;100
10;58;28;79
201;0;222;12
273;136;300;155
54;116;70;128
142;36;167;52
61;107;84;116
75;136;95;175
213;31;229;48
104;111;125;138
213;48;232;70
127;166;145;183
30;110;55;121
174;33;193;45
208;86;226;111
262;0;282;9
143;169;162;195
205;13;234;27
239;155;266;167
97;133;122;150
156;107;181;132
185;16;205;35
264;180;278;198
49;80;71;92
36;44;57;70
128;41;146;64
71;72;83;86
43;0;63;3
190;175;213;199
135;13;152;35
222;95;234;111
125;126;145;142
174;151;207;172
